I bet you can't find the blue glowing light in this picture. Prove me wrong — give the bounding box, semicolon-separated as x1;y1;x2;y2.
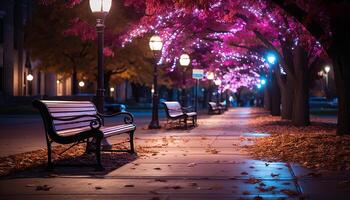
257;84;262;89
260;79;266;85
266;54;277;65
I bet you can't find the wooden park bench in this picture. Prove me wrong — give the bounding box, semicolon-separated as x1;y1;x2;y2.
163;101;197;129
208;102;225;114
33;100;136;170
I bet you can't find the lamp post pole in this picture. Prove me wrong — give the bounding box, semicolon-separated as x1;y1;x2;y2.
149;58;160;129
179;54;191;107
89;0;112;148
195;79;199;112
96;18;105;113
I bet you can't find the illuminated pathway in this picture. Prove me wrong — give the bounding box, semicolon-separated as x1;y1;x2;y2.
0;108;347;199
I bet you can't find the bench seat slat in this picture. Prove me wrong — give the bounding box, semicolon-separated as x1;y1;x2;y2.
102;124;136;137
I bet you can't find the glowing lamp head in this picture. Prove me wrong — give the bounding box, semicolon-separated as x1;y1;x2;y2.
324;66;331;73
206;72;214;80
257;84;262;89
110;87;115;92
26;74;33;81
179;54;190;66
214;79;222;86
79;81;85;87
266;54;277;65
260;79;266;85
149;35;163;51
89;0;112;14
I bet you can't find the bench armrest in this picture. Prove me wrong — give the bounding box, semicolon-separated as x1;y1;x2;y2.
98;112;134;124
51;114;102;130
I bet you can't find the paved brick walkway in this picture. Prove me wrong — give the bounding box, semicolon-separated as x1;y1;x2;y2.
0;108;348;199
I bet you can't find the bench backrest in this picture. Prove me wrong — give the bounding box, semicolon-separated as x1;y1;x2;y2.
163;101;184;117
33;100;99;140
208;102;218;109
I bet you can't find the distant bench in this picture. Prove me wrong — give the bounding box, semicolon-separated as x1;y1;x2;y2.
163;101;197;129
33;100;136;170
208;102;225;114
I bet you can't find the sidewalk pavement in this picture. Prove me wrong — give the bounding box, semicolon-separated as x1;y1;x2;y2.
0;108;349;199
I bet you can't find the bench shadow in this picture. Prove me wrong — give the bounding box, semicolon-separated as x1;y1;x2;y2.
0;146;137;179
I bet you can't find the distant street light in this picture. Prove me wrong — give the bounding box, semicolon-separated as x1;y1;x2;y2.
26;74;33;81
110;87;115;92
148;35;163;129
79;81;85;87
179;54;191;66
89;0;111;113
260;79;266;85
324;66;331;73
206;72;214;80
257;83;262;89
266;53;277;65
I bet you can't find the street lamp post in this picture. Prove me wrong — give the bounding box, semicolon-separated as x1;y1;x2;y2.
79;81;85;93
148;35;163;129
26;73;33;96
89;0;111;113
179;54;190;107
324;65;331;98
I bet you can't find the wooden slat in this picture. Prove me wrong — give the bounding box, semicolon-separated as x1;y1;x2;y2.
46;103;94;108
57;127;90;136
55;121;92;131
48;107;96;112
50;111;97;118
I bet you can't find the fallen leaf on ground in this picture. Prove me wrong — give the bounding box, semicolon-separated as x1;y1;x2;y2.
189;182;198;187
187;162;197;167
241;171;249;175
154;179;167;182
172;185;182;190
35;185;52;191
124;184;134;187
245;178;261;184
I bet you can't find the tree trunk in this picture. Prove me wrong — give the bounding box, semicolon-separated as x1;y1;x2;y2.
280;75;294;120
72;67;78;95
263;87;270;110
292;45;310;126
329;15;350;135
270;72;281;116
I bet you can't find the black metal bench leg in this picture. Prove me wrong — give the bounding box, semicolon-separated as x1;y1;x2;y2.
46;141;53;170
95;137;104;171
129;131;136;154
